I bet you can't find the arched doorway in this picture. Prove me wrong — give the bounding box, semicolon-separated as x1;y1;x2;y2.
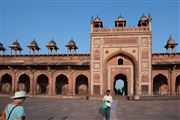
75;74;88;95
114;74;128;96
37;74;49;94
0;74;12;93
18;74;30;93
153;74;168;95
176;75;180;95
103;50;138;97
56;74;68;95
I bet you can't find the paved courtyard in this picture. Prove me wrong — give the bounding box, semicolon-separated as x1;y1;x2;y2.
0;96;180;120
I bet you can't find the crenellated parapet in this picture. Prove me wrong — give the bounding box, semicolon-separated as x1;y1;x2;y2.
92;26;150;33
91;13;152;33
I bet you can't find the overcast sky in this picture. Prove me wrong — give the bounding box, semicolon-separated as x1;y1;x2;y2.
0;0;179;54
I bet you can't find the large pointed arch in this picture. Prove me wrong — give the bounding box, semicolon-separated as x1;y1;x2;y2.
103;50;139;95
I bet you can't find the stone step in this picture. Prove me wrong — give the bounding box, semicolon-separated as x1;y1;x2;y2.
140;95;180;101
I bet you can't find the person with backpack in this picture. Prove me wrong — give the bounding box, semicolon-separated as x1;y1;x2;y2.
0;91;28;120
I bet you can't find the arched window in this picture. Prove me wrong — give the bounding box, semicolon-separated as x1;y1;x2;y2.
118;58;123;65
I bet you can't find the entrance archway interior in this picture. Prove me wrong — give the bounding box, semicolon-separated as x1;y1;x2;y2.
1;74;12;93
75;74;88;95
176;75;180;95
114;74;128;96
56;74;68;95
18;74;30;93
37;74;49;94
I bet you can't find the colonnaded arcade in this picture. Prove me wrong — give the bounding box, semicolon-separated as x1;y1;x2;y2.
0;14;180;98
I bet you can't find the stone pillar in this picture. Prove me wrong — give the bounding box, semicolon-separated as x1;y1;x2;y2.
29;74;33;95
14;69;18;92
72;71;76;95
47;66;53;96
9;66;18;94
28;67;35;95
134;67;140;100
52;71;56;96
31;70;36;95
171;66;176;95
33;73;37;95
67;69;74;95
168;68;172;96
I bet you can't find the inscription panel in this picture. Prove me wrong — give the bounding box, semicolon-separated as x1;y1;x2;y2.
103;38;138;45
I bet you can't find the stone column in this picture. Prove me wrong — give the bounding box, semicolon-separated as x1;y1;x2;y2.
28;67;36;95
47;66;53;96
68;70;74;95
168;68;172;96
134;67;140;100
8;66;17;94
14;69;18;92
171;66;176;95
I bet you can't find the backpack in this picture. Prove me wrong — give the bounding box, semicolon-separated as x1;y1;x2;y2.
0;105;18;120
0;108;6;120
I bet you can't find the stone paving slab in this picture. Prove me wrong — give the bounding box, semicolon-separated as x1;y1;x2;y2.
0;97;104;120
1;96;180;120
116;100;180;120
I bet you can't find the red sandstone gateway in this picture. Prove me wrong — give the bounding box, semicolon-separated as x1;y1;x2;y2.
0;14;179;99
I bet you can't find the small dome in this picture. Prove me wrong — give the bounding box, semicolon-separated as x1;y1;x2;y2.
117;15;124;21
48;40;57;46
140;13;147;20
94;16;101;21
10;39;23;51
12;40;20;46
46;39;58;50
30;39;38;47
0;42;6;51
68;38;76;46
167;35;176;45
66;38;78;50
28;39;40;50
164;35;178;49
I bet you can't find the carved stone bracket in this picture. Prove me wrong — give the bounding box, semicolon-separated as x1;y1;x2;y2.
47;66;54;73
27;66;36;74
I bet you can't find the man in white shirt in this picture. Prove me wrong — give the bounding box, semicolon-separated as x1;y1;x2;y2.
103;90;113;120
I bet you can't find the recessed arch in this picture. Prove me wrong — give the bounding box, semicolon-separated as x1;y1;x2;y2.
75;74;88;95
0;74;12;93
55;74;68;95
103;50;138;95
153;74;168;95
176;75;180;95
18;74;30;93
37;74;49;94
